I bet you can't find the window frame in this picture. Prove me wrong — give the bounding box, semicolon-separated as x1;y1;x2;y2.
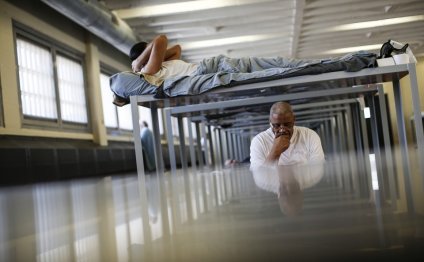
0;73;3;128
13;22;91;132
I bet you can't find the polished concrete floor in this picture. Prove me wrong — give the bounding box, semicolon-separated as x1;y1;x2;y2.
0;149;424;261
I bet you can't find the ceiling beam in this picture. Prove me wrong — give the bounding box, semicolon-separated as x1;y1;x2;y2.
290;0;305;58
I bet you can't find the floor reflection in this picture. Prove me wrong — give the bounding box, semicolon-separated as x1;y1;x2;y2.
1;149;424;261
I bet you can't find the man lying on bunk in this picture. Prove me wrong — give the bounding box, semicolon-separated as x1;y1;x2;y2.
250;101;325;169
112;34;376;106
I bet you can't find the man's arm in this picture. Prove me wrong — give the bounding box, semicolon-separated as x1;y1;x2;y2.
131;35;168;75
164;45;181;61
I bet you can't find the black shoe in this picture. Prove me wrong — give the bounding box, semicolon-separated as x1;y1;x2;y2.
378;39;409;59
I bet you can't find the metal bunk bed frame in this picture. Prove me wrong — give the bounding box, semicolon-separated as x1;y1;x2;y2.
129;63;423;222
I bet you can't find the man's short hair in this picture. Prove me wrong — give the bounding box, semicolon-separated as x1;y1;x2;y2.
129;42;148;61
270;101;293;118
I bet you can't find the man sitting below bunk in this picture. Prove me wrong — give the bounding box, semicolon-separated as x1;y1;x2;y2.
250;101;325;169
249;101;325;215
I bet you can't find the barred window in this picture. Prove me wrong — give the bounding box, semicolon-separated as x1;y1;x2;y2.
100;73;118;128
15;28;88;129
99;72;133;131
16;39;57;120
56;56;87;123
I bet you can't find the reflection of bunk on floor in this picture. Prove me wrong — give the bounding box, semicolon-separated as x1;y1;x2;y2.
130;63;424;214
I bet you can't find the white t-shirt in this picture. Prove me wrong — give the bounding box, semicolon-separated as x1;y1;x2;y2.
250;126;324;170
140;60;198;86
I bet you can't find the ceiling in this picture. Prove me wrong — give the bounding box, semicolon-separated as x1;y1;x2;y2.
99;0;424;62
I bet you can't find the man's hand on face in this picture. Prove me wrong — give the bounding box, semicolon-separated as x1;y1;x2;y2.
267;128;291;162
274;128;290;154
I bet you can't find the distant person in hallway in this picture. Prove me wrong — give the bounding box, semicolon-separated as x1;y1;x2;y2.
250;101;325;169
140;121;156;172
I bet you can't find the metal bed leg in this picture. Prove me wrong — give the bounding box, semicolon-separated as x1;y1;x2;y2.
164;108;177;174
377;86;398;211
337;112;350;191
237;135;242;161
345;106;359;196
331;116;342;188
407;63;424;187
368;95;386;201
177;116;188;172
222;130;229;165
201;122;210;168
150;106;171;238
351;102;368;197
358;98;373;198
130;97;152;243
164;108;182;228
393;80;415;213
217;128;225;168
187;117;201;217
177;116;194;222
195;122;204;170
207;125;215;167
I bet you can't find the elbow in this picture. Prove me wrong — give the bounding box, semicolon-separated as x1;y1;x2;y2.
175;44;182;57
156;34;168;43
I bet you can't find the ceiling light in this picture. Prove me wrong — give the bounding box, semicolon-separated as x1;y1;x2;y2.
115;0;275;19
329;15;424;31
181;34;277;49
322;44;382;55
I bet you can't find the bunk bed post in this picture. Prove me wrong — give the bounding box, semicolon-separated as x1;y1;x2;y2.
164;108;177;174
163;107;182;229
195;122;204;170
150;105;172;238
337;112;351;192
406;63;424;185
351;102;369;198
393;80;415;213
177;116;188;172
186;117;197;174
345;106;360;196
358;97;373;198
129;96;152;244
377;85;398;211
367;95;387;202
177;115;194;222
150;105;164;175
187;117;202;218
207;125;215;167
201;122;210;168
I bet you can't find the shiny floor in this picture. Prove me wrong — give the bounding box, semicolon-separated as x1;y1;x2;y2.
1;149;424;261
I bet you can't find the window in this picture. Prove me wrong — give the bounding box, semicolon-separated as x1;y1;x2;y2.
56;56;87;124
99;73;118;128
100;72;134;132
15;26;88;129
